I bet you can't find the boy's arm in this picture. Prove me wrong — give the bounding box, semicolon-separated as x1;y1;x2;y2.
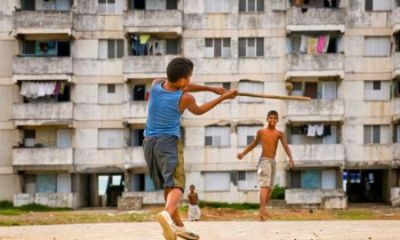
183;83;226;95
279;132;294;168
237;130;261;160
181;90;237;115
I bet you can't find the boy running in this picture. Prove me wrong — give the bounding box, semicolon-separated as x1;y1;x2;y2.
187;184;201;221
143;57;237;240
237;110;294;221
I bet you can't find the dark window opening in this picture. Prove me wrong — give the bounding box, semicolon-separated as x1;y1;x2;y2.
131;129;145;146
304;82;318;99
57;41;70;57
327;37;338;53
166;0;178;9
373;81;381;90
130;0;145;9
166;39;179;54
107;84;116;94
365;0;373;11
21;0;35;10
57;85;70;102
133;85;146;101
23;41;36;55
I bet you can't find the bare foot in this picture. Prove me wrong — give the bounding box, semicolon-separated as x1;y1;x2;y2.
258;209;271;221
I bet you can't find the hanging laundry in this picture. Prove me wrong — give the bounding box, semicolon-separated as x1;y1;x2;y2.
307;37;318;54
317;36;327;54
54;82;61;95
300;35;308;53
307;124;317;137
316;124;324;137
139;34;151;45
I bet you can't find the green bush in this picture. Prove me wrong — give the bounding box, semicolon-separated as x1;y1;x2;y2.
0;201;13;209
271;185;285;200
199;201;259;210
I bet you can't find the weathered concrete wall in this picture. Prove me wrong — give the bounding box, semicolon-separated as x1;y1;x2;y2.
74;104;122;121
74;60;123;76
123;56;179;75
123;191;164;205
13;102;73;121
391;187;400;207
287;8;345;25
14;193;79;209
289;144;345;167
13;57;73;75
288;54;344;72
285;189;346;206
13;148;73;166
14;11;72;30
123;102;148;122
0;174;20;201
124;10;182;28
286;100;345;121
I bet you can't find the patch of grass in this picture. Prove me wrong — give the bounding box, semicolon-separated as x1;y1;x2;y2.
0;203;70;216
333;210;375;220
199;201;259;210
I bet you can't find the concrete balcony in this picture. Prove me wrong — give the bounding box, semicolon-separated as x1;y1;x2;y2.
394;98;400;122
289;144;345;167
123;101;148;124
74;104;122;121
123;55;179;79
346;145;394;167
14;193;78;209
14;10;73;35
13;102;73;126
287;7;345;28
125;147;146;169
287;54;344;75
286;99;344;122
123;10;182;35
13;57;73;81
74;149;126;170
12;148;73;166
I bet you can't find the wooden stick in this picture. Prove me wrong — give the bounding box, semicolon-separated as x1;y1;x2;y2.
237;92;311;101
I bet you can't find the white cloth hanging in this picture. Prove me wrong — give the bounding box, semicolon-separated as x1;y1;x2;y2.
307;124;317;137
300;35;308;53
316;124;324;137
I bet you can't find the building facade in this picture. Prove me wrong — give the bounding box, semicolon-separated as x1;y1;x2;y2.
0;0;399;209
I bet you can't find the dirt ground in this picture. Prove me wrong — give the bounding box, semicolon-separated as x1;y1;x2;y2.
1;221;400;240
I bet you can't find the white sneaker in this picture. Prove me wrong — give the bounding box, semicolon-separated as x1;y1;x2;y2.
174;226;200;240
156;211;177;240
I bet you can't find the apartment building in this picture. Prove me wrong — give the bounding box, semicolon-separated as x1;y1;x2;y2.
0;0;399;209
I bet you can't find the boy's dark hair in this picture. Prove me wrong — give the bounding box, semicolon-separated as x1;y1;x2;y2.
267;110;278;118
166;57;194;83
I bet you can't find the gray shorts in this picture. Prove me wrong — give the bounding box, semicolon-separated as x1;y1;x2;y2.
257;158;276;188
142;136;185;191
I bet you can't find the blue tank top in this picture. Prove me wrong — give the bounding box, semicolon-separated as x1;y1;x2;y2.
144;82;183;137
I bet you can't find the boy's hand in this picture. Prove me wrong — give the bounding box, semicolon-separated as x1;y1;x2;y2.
237;153;244;160
288;159;294;168
222;89;237;100
213;87;226;95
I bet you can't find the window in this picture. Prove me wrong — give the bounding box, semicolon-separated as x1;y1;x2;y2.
56;129;71;148
22;41;70;57
239;0;264;12
131;129;145;146
99;40;124;59
130;174;155;192
290;81;337;101
291;170;336;190
288;35;342;54
24;129;36;147
98;129;125;148
21;0;35;10
289;124;338;145
129;0;145;9
365;0;392;11
133;85;146;101
239;38;264;57
238;171;257;191
238;81;264;103
98;0;119;13
364;125;391;144
166;0;178;9
203;82;231;102
107;84;116;93
364;81;390;101
204;172;231;191
238;126;261;147
205;0;230;13
364;37;391;57
205;38;231;58
205;126;230;147
98;84;123;104
36;174;57;193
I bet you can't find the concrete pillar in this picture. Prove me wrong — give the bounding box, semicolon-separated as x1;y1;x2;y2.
124;170;130;192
